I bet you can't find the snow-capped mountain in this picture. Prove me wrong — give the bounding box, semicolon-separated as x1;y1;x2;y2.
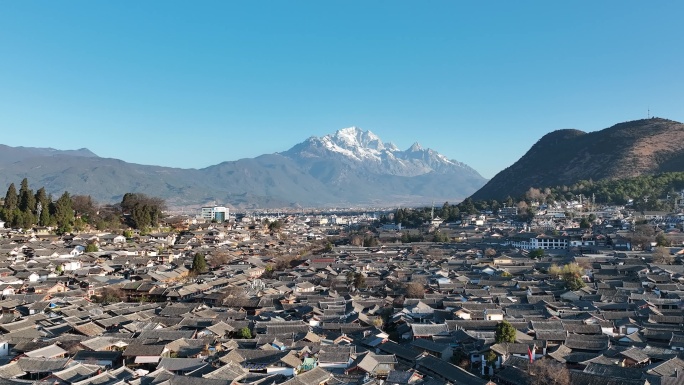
285;126;482;177
0;127;487;208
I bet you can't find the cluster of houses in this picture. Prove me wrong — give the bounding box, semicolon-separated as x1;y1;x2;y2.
0;207;681;385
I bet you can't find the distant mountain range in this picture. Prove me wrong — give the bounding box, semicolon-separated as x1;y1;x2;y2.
0;127;487;209
470;118;684;201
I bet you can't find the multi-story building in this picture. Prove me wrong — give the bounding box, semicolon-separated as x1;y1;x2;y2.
505;234;569;250
201;206;229;222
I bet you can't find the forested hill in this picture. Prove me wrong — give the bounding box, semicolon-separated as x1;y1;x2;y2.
470;118;684;201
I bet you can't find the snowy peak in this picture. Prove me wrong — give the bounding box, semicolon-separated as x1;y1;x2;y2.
311;127;388;161
284;126;484;179
408;142;423;152
385;142;399;152
329;127;385;152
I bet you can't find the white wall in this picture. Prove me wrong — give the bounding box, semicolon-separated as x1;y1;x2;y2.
0;341;9;356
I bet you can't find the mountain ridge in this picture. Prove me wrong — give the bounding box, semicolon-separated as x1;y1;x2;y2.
0;127;486;209
470;118;684;201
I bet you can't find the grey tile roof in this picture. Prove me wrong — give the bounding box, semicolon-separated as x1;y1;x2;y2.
157;357;207;372
415;355;489;385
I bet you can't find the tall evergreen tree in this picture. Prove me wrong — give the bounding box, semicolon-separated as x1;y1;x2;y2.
18;211;33;229
17;179;36;227
18;178;35;214
35;188;51;226
39;205;51;227
441;202;451;220
47;194;58;226
495;320;517;343
131;204;152;229
11;210;24;229
3;183;18;211
53;191;74;233
191;253;208;274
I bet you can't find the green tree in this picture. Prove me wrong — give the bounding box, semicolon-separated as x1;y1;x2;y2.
485;351;498;367
565;276;585;291
268;220;283;233
655;233;669;247
3;183;18;212
449;206;460;220
346;271;355;286
363;236;379;247
53;191;74;233
73;217;87;232
441;202;451;220
121;193;165;229
191;253;208;274
120;193;139;214
579;218;591;228
558;263;585;290
395;209;405;225
85;243;98;252
35;187;51;226
529;249;544;259
10;210;23;229
17;210;33;229
461;198;477;215
18;178;35;215
353;272;366;289
432;231;449;242
238;327;252;339
131;204;153;229
17;179;37;228
495;320;516;343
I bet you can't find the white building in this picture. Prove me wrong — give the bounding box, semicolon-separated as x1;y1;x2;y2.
201;206;229;222
0;340;8;356
506;236;569;250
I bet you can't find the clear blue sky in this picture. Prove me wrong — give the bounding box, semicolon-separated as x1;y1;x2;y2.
1;1;682;178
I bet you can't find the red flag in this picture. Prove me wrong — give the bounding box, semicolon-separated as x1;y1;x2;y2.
527;345;533;363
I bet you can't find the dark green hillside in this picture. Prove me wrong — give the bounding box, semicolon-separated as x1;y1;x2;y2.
471;118;684;201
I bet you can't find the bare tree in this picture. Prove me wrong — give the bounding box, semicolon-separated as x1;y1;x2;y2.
652;246;674;264
529;359;570;385
525;188;544;202
208;250;232;268
629;224;656;250
71;195;97;218
350;235;364;246
406;282;425;299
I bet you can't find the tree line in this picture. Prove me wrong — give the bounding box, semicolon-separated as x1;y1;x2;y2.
514;172;684;211
389;198;517;228
388;171;684;229
0;178;165;233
